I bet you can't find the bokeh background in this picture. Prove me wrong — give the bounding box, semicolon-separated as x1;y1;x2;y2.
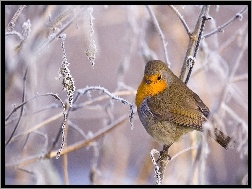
5;5;248;185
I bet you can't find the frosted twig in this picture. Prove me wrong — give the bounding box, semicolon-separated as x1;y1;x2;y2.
35;6;88;55
68;121;87;139
5;69;27;147
231;74;248;83
85;6;97;67
203;6;248;38
62;148;69;184
150;149;162;185
146;5;170;67
180;5;210;81
218;23;247;54
184;5;210;85
168;5;190;35
5;112;134;168
6;90;135;145
5;5;27;32
6;90;67;159
77;86;135;129
221;103;247;133
5;93;62;122
5;31;24;40
57;34;76;107
55;106;67;159
171;146;198;160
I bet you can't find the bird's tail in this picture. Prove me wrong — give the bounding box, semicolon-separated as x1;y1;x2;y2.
209;128;235;150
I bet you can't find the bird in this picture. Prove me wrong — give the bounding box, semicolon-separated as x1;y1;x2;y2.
135;60;234;153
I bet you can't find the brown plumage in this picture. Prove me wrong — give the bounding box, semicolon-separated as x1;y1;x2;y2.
136;60;234;149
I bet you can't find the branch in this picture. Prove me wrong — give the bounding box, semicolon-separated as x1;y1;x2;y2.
184;5;211;84
5;93;63;122
146;5;170;67
179;6;209;81
5;69;28;147
75;86;135;129
6;90;135;145
8;111;63;144
6;93;65;145
49;112;132;158
168;5;190;35
6;112;133;168
34;6;88;55
5;5;27;32
203;6;248;39
62;124;69;185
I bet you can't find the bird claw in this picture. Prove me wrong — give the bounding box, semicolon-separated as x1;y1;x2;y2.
157;146;171;163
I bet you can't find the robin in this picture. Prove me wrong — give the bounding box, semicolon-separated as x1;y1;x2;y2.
135;60;233;152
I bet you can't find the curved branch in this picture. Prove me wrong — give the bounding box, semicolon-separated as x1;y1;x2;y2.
168;5;191;35
6;112;134;168
203;6;248;39
146;5;170;67
5;69;28;147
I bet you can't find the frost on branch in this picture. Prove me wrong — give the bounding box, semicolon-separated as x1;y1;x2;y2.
57;34;76;107
85;6;97;68
77;86;134;130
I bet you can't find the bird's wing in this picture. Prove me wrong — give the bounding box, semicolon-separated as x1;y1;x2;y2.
147;82;209;131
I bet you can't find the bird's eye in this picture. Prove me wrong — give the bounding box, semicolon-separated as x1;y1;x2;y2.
157;75;162;80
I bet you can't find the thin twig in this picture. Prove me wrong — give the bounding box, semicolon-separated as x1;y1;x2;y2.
203;6;248;39
180;6;208;81
184;5;210;85
6;111;133;168
62;123;69;185
221;103;247;132
218;23;247;54
7;90;135;145
76;86;135;129
217;32;248;109
48;120;64;153
5;31;24;40
52;85;135;159
184;5;211;84
5;93;62;122
146;5;170;67
8;112;62;144
35;6;88;55
68;121;87;139
49;112;132;158
231;74;248;83
5;69;28;147
5;5;27;32
168;5;190;35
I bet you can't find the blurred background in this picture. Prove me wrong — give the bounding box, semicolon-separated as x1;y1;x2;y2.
5;5;248;185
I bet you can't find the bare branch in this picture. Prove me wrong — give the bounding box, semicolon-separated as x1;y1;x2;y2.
49;112;132;158
168;5;190;35
6;112;134;168
5;5;27;32
76;86;135;129
180;6;210;81
5;93;63;122
8;112;62;144
184;5;210;84
146;5;170;67
5;69;28;147
62;144;69;185
203;6;248;39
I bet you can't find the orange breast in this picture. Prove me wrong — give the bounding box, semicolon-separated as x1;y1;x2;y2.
135;74;167;108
